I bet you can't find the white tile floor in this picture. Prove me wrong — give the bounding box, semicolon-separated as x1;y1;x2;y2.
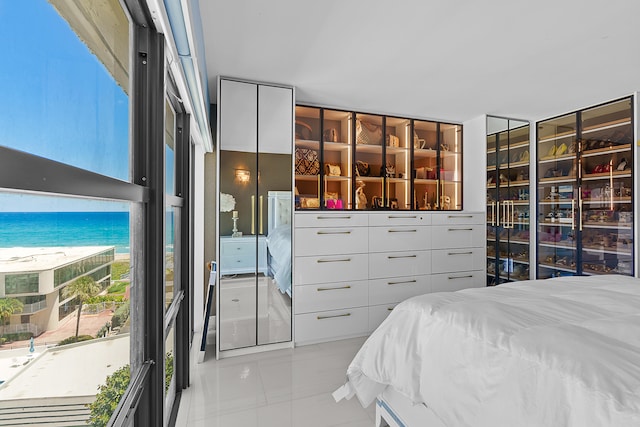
175;336;375;427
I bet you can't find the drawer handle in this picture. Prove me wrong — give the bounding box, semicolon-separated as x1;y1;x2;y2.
388;229;417;233
317;230;352;235
387;255;417;259
387;279;417;285
447;251;473;256
448;215;473;218
317;258;351;263
317;313;351;320
317;285;351;291
317;216;351;220
448;275;474;280
388;215;417;219
447;228;473;231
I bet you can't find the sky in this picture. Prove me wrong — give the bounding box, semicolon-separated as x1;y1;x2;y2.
0;1;131;211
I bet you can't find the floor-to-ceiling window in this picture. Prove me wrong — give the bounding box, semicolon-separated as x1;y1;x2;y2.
0;0;192;425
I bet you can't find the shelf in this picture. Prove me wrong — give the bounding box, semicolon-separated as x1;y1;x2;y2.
582;222;632;230
539;220;573;227
509;141;530;150
538;263;577;273
414;149;438;159
354;176;383;183
414;178;439;185
539;199;573;205
296;139;320;150
500;180;529;188
441;150;461;158
295;174;320;181
538;153;575;163
509;239;530;245
385;146;410;155
582;118;631;135
583;196;631;204
539;176;576;184
538;242;576;250
580;143;631;157
355;145;383;154
581;170;631;181
386;177;409;184
324;175;351;182
487;165;496;171
582;246;632;256
323;141;350;152
538;130;576;144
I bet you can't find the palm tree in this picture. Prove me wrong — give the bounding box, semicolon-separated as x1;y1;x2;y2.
62;276;101;339
0;298;24;339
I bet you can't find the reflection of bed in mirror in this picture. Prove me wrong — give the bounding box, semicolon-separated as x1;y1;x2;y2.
266;191;292;296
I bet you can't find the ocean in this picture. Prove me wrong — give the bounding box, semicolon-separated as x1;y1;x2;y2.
0;212;131;254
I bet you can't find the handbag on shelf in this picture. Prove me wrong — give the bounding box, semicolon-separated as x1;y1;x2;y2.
295;147;320;175
355;160;370;177
387;134;399;147
295;120;313;140
380;164;395;178
325;164;341;176
356;120;383;145
323;128;338;142
371;196;384;209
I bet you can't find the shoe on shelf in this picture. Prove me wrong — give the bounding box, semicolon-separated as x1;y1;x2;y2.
519;150;530;162
546;144;557;157
556;143;568;156
617;158;627;171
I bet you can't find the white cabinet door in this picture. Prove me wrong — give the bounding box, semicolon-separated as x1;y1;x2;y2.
295;307;369;344
369;226;431;253
431;212;484;225
431;248;484;273
368;275;431;305
294;227;369;257
431;224;484;249
294;280;368;314
219;79;257;153
294;253;368;285
258;85;293;154
369;251;431;278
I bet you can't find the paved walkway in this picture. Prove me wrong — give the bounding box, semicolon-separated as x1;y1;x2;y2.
0;310;114;351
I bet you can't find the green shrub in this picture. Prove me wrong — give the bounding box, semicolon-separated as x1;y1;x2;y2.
85;295;125;304
88;364;130;427
111;301;130;329
1;332;34;342
107;282;128;294
110;262;130;281
57;335;93;346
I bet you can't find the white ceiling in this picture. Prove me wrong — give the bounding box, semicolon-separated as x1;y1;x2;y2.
197;0;640;123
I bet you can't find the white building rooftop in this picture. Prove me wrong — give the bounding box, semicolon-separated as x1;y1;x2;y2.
0;246;114;273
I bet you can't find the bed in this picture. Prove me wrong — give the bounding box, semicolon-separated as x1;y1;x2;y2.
266;191;292;295
334;275;640;427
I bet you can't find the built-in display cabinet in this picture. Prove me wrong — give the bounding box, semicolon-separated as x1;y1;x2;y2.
294;106;463;211
536;97;635;278
486;117;531;285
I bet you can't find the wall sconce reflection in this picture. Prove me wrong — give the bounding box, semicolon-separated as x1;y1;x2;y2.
235;169;250;184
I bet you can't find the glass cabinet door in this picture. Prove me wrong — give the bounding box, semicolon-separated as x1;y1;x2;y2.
439;123;462;210
294;106;321;209
322;109;352;209
486;128;499;285
413;120;439;210
354;113;384;210
384;117;411;209
537;112;579;279
579;98;634;276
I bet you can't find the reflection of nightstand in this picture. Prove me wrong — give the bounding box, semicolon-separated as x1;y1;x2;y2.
220;235;267;276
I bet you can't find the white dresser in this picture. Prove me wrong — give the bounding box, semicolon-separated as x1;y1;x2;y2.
293;211;485;345
219;235;267;276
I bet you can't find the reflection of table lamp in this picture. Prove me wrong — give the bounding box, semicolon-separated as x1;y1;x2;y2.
220;193;241;237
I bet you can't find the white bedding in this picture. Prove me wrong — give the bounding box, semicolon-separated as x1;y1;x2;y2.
336;275;640;427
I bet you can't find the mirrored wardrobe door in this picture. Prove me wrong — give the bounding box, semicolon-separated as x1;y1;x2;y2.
257;84;293;345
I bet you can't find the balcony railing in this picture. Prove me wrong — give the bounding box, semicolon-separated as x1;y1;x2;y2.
1;323;40;336
21;300;47;314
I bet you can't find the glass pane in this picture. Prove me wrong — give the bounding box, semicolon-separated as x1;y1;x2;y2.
165;208;176;310
355;113;383;210
439;124;462;210
537;113;578;278
385;117;411;210
580;98;634;276
412;120;438;210
164;325;175;408
322;109;351;210
0;193;132;424
294;106;321;209
0;1;130;181
166;99;176;196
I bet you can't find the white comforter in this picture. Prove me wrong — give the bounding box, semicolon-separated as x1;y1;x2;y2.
338;275;640;427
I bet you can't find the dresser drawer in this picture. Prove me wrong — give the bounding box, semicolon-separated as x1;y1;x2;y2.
369;226;431;253
295;212;368;228
431;248;484;274
368;212;431;226
294;227;368;257
295;307;369;344
369;275;431;305
431;224;484;249
294;253;368;285
369;303;399;332
294;280;368;314
369;251;431;279
431;271;485;293
431;212;484;225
